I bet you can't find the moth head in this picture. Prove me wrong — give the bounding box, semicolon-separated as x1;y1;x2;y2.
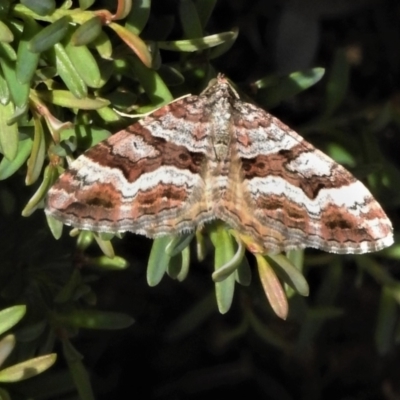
201;74;240;100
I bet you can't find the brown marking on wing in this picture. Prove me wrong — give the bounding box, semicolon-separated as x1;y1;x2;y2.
82;125;205;183
147;96;211;141
241;145;357;200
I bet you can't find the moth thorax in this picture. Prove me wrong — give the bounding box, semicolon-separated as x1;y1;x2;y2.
210;98;232;161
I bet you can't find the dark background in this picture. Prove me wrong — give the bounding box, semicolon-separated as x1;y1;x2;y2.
1;0;400;399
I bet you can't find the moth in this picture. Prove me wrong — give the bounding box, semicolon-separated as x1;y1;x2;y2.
45;75;393;254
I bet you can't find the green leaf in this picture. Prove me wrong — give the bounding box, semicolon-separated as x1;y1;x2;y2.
256;255;288;320
78;0;95;10
0;135;32;180
35;89;109;109
167;246;190;281
383;242;400;260
0;66;10;105
108;22;152;68
7;104;28;125
256;67;325;108
71;16;102;46
46;214;64;240
235;255;252;286
125;0;151;35
43;114;73;145
355;255;398;288
57;310;134;330
25;115;45;185
0;305;26;336
375;286;397;355
167;253;184;279
0;101;18;160
15;320;47;343
97;232;115;241
71;284;91;303
209;27;238;59
16;16;41;84
147;236;172;286
0;387;10;400
72;124;110;147
28;16;70;53
55;269;82;304
129;56;173;105
0;42;15;61
21;0;56;16
285;249;305;297
0;20;13;43
267;254;309;297
209;224;236;314
89;255;129;270
158;65;185;86
326;143;356;167
64;33;102;88
62;339;94;400
53;42;88;99
0;335;15;368
324;48;349;117
21;165;57;217
0;353;57;382
51;129;76;157
195;230;207;261
30;66;56;81
158;30;237;51
212;236;245;282
179;0;203;39
177;246;190;282
195;0;217;28
165;233;195;257
93;234;114;258
0;44;30;108
76;230;94;251
96;106;121;123
90;31;112;59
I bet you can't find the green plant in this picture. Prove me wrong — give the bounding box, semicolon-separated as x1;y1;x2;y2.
0;305;56;399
